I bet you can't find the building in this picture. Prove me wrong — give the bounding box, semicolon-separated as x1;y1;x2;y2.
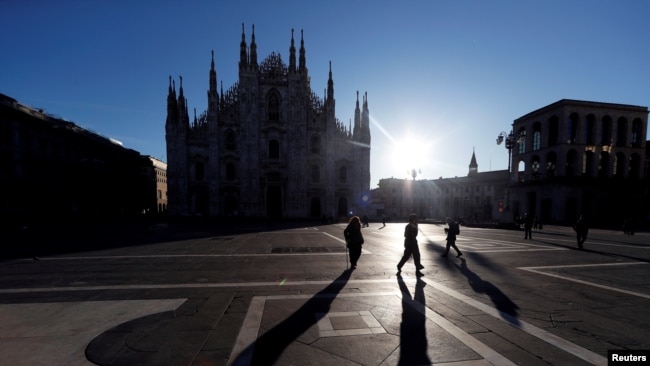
378;151;510;222
508;99;648;227
165;26;371;219
146;156;168;215
0;92;154;232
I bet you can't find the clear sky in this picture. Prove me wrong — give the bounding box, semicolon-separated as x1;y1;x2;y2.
3;0;649;188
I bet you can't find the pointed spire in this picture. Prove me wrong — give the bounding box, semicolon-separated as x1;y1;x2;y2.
299;29;306;72
239;23;248;69
250;24;257;67
354;90;361;135
178;75;184;99
166;75;178;123
327;61;334;101
362;91;369;127
209;50;217;93
289;28;296;72
468;147;478;176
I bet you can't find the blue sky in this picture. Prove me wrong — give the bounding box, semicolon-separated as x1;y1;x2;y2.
2;1;649;188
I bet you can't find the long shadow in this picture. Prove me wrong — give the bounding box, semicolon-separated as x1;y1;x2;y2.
0;218;340;260
397;275;431;366
453;258;520;326
231;269;352;365
534;239;650;263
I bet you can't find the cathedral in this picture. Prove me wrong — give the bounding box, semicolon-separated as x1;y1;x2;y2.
165;25;371;219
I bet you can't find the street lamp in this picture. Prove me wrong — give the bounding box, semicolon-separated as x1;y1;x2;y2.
407;168;422;181
496;130;516;172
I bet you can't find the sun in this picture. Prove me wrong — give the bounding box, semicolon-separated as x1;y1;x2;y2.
390;136;431;177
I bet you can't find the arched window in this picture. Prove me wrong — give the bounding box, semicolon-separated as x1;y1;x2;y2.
517;128;526;154
629;153;641;179
617;117;628;147
565;150;577;177
269;140;280;159
546;151;557;178
310;135;321;154
517;160;526;182
225;131;236;150
585;114;596;145
614;152;626;177
531;156;541;179
339;166;347;183
599;152;610;177
226;163;236;180
548;116;559;146
631;118;643;147
195;161;205;181
601;116;612;145
311;165;320;183
583;151;595;177
267;90;281;122
532;123;541;151
568;113;579;144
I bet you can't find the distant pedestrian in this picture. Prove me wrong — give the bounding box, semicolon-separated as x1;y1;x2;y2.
362;215;369;228
382;215;386;227
523;213;534;239
573;215;588;249
442;217;462;258
397;214;424;274
344;216;364;269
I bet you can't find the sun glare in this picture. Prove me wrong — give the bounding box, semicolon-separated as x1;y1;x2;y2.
390;136;431;177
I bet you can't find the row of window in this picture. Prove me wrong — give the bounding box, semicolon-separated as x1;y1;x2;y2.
516;151;643;179
516;115;644;154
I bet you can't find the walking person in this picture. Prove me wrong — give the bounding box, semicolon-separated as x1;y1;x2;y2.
523;213;534;239
344;216;364;269
573;215;588;249
397;214;424;274
442;217;463;258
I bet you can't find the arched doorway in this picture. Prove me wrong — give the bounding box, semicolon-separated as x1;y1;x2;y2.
267;186;282;218
337;197;348;218
310;197;321;218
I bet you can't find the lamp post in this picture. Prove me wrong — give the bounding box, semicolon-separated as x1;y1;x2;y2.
496;130;516;172
408;168;421;181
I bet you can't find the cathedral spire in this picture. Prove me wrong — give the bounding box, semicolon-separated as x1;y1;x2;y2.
289;28;296;72
209;50;217;93
353;91;361;139
250;24;257;68
299;29;306;73
327;61;334;101
239;23;248;69
166;76;178;124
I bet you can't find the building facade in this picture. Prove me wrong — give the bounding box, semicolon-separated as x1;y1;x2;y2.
146;156;168;215
0;93;155;231
508;99;648;227
165;26;371;219
377;151;510;222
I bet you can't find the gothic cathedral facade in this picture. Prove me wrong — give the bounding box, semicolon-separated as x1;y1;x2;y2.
165;26;371;219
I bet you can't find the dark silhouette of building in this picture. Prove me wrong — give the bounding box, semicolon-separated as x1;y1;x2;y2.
0;92;159;235
165;25;371;219
508;99;648;227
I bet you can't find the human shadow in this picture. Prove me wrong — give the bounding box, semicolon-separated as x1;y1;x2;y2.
231;269;352;365
452;258;520;326
397;275;431;365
